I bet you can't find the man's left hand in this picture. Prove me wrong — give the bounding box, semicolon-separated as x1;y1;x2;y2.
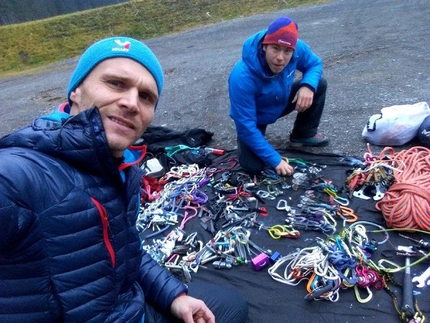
171;295;215;323
292;86;314;113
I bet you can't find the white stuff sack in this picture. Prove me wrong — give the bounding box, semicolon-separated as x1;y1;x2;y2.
362;101;430;146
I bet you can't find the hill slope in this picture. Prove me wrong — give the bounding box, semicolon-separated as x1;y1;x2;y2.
0;0;327;76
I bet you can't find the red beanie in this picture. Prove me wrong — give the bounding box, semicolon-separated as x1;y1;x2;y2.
262;17;298;50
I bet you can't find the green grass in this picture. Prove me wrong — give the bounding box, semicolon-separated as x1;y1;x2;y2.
0;0;329;77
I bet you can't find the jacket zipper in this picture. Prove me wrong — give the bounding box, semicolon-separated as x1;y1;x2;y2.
91;197;116;267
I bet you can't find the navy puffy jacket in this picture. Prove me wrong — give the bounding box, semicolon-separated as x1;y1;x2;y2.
0;107;187;322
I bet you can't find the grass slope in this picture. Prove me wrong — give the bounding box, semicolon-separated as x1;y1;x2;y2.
0;0;328;76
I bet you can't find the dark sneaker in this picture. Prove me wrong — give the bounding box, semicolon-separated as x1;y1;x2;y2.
289;133;329;147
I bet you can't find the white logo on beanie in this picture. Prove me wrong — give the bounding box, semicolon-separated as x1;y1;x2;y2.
112;40;131;52
278;39;292;46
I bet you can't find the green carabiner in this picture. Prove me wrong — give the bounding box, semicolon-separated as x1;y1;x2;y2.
288;158;307;168
354;285;373;303
165;144;197;157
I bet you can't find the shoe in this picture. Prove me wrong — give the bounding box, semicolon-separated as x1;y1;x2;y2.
289;133;329;147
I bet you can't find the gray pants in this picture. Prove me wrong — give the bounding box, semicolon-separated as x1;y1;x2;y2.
144;281;248;323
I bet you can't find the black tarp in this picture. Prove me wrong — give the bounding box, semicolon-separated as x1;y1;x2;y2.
140;148;430;323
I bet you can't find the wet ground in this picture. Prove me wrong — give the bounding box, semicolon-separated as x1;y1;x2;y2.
1;0;429;158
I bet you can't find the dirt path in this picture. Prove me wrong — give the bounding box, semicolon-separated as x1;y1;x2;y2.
1;0;429;156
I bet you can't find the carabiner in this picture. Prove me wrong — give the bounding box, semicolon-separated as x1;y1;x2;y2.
334;196;350;206
256;190;275;200
354;285;373;303
276;199;290;212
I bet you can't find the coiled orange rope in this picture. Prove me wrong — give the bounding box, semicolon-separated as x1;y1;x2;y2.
375;146;430;231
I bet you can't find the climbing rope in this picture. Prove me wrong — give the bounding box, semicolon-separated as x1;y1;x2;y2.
375;146;430;231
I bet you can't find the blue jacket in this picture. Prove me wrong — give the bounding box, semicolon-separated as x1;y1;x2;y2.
0;104;187;323
229;30;323;167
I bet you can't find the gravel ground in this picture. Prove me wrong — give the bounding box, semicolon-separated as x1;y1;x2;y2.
1;0;429;158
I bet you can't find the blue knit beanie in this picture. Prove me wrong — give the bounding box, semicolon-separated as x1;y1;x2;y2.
67;36;164;106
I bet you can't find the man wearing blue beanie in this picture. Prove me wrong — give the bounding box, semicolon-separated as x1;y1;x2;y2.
0;37;248;323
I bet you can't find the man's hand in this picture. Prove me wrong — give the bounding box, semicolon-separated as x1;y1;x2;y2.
275;159;294;176
171;295;215;323
292;86;314;113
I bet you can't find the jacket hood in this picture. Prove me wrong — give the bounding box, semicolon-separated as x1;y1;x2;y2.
0;107;144;177
242;30;267;78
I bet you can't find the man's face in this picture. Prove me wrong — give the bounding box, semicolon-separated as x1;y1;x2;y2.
70;58;159;158
263;44;294;74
